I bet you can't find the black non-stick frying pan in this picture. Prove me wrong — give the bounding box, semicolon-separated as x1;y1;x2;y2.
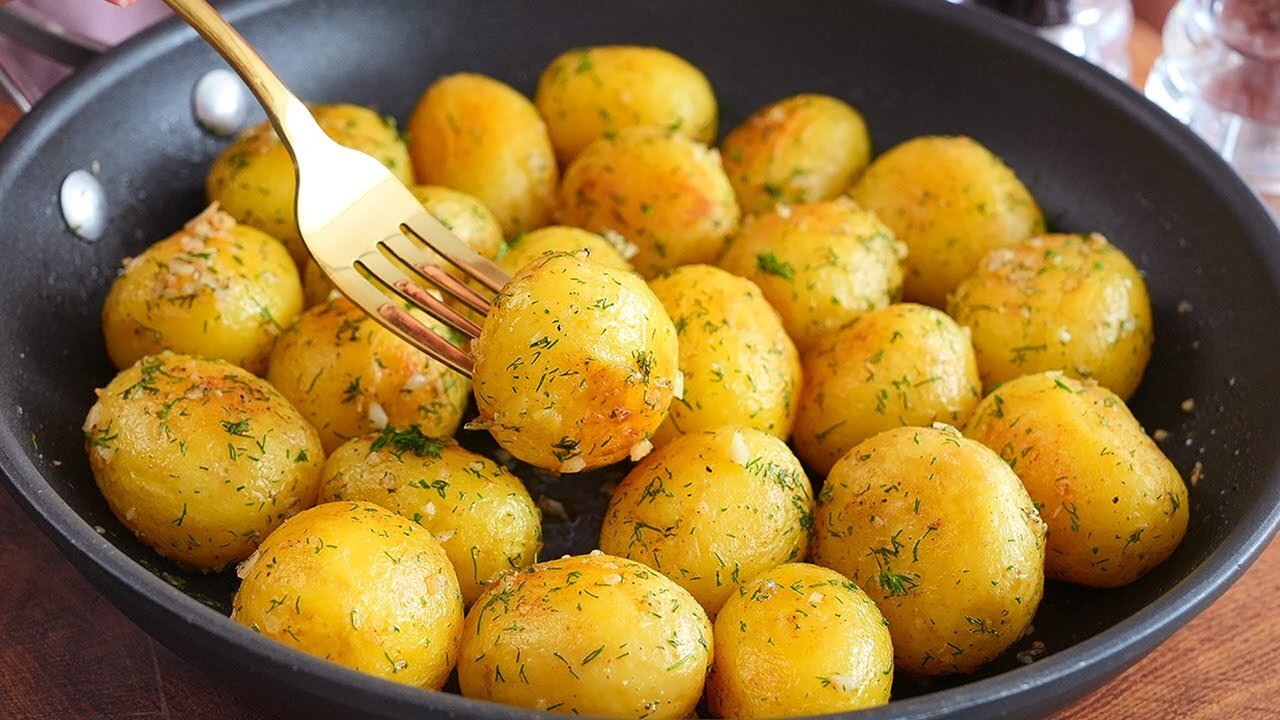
2;1;1279;718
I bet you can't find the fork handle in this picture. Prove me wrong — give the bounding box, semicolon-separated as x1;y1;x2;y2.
161;0;327;155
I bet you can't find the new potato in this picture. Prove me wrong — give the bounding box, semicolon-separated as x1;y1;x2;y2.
707;563;894;717
207;103;413;266
721;94;871;214
459;553;712;718
84;352;323;572
102;206;302;375
850;135;1044;308
320;427;542;604
948;233;1154;400
499;225;635;276
648;265;801;444
792;303;982;475
813;426;1046;675
717;199;906;353
408;73;557;236
557;127;740;278
599;426;815;615
232;501;463;689
472;252;678;472
964;372;1188;587
535;45;716;163
266;297;470;453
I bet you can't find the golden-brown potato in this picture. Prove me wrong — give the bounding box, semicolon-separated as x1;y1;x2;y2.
84;352;323;572
721;94;871;214
499;226;635;276
647;265;801;445
717;199;906;353
408;73;557;236
964;372;1188;587
812;425;1046;675
101;206;302;375
319;426;542;604
850;135;1044;308
707;563;893;717
472;252;678;472
458;553;712;718
535;45;717;164
232;501;463;688
947;233;1154;400
207;103;413;266
599;426;814;615
792;303;981;475
266;297;469;454
302;185;505;307
557;127;740;278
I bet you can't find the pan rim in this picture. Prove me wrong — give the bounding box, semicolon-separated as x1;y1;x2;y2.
2;0;1279;718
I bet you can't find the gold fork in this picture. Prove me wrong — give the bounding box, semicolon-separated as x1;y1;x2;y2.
163;0;509;377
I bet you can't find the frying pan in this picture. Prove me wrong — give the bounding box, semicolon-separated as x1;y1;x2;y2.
2;1;1279;718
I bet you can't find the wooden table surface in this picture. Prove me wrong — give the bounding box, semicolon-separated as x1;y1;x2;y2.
3;12;1280;720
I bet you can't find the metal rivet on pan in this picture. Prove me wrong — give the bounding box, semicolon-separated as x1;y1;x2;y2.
193;68;249;136
60;169;108;241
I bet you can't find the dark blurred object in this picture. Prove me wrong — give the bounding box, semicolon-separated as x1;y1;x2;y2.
1133;0;1179;25
973;0;1072;25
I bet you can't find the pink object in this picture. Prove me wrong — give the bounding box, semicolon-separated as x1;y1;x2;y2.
1219;0;1280;62
1206;0;1280;125
0;0;172;103
1146;0;1280;215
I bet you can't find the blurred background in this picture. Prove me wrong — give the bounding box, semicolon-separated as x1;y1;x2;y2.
2;0;1275;213
0;0;1176;105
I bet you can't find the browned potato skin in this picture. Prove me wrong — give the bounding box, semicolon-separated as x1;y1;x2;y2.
721;94;871;214
648;265;801;445
408;73;557;236
707;563;893;717
266;297;469;453
472;252;678;472
717;199;906;353
963;372;1189;587
102;207;302;375
792;303;982;475
535;45;717;164
232;501;463;689
319;428;542;604
557;127;740;278
459;553;712;718
207;104;414;267
850;135;1044;308
947;233;1154;400
302;185;505;307
812;426;1046;675
598;426;815;615
84;353;324;572
499;226;636;276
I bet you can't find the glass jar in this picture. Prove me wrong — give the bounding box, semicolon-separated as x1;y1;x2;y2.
1146;0;1280;214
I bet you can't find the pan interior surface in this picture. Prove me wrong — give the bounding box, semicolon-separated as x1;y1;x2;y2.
1;1;1278;718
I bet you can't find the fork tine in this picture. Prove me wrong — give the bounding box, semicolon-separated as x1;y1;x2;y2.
376;302;475;377
331;265;475;377
356;251;483;339
380;233;493;315
391;276;484;338
401;211;510;293
414;263;493;315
